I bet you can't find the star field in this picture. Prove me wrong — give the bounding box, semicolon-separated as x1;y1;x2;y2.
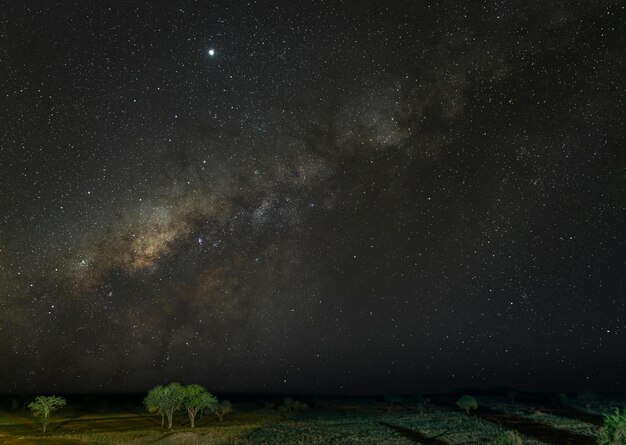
0;0;624;393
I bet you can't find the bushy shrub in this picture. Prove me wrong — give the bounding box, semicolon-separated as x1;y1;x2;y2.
215;399;233;421
506;390;517;402
456;395;478;414
577;391;597;402
598;408;626;445
278;397;309;414
384;394;403;411
408;395;429;414
492;430;523;445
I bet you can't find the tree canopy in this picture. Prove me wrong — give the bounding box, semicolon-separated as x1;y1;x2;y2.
143;383;185;429
28;396;67;433
181;384;218;428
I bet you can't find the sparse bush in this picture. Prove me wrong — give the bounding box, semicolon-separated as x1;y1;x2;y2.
578;391;598;402
278;397;309;415
28;395;66;433
384;395;403;411
411;394;423;404
492;430;523;445
506;390;517;402
293;400;309;411
457;395;478;414
409;395;429;414
215;399;233;421
597;408;626;445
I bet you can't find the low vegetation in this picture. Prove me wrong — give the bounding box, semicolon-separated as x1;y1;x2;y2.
278;397;309;415
215;399;233;421
384;395;403;411
245;414;411;445
4;392;623;444
492;430;524;445
598;408;626;445
383;410;544;445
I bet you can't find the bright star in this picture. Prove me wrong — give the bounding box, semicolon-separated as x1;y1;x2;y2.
208;48;215;57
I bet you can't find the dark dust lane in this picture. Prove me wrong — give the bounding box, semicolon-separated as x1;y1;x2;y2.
381;422;450;445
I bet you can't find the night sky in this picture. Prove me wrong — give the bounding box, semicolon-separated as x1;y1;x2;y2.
0;1;624;394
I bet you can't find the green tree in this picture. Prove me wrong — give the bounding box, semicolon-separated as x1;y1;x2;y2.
215;399;233;421
456;394;478;414
144;383;185;430
144;385;166;427
182;384;217;428
27;396;66;433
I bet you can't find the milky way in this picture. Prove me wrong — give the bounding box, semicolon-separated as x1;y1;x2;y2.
0;1;624;393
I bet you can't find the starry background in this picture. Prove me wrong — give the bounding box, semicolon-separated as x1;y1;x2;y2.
0;1;624;394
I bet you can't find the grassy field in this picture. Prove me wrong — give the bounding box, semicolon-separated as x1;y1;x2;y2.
0;395;620;444
0;407;413;445
481;398;602;437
